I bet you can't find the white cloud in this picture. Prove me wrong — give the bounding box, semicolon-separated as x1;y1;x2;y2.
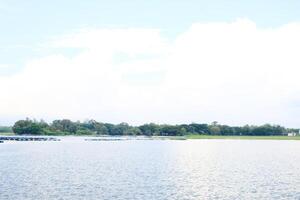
0;64;10;69
1;19;300;127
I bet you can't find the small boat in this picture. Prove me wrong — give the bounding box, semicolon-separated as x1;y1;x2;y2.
0;141;3;143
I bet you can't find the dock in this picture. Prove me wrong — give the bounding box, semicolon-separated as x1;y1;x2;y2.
85;138;125;141
0;136;60;142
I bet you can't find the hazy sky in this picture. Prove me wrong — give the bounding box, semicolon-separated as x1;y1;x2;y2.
1;1;300;127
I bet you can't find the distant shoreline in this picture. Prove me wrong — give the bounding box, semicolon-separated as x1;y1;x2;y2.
1;133;300;141
187;135;300;140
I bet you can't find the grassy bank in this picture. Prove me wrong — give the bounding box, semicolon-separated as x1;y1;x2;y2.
0;132;15;136
187;135;300;140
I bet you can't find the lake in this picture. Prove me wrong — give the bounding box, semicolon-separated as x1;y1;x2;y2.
0;138;300;199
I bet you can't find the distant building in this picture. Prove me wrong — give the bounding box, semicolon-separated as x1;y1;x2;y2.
288;132;297;137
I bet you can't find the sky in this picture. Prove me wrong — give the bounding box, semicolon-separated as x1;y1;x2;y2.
1;1;300;127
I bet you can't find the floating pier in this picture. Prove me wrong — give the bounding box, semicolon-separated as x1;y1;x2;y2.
85;138;125;141
0;136;60;142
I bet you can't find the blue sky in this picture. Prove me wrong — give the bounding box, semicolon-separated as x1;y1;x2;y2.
1;1;300;126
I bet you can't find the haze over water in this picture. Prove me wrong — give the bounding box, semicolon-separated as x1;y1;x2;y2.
1;138;300;200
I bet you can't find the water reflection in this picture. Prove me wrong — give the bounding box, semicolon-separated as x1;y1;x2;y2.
0;139;300;199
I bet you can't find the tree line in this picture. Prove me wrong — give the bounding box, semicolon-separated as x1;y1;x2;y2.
11;118;298;136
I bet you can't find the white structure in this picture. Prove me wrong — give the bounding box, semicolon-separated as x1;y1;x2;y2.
288;132;297;137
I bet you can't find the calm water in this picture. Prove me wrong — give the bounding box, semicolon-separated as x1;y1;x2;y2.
1;138;300;200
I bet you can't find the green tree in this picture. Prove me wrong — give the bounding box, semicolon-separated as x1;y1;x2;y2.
51;119;77;134
12;119;44;135
139;123;160;136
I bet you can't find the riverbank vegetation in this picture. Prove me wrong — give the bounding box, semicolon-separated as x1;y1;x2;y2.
0;126;13;133
187;135;300;140
10;118;299;136
0;126;13;135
